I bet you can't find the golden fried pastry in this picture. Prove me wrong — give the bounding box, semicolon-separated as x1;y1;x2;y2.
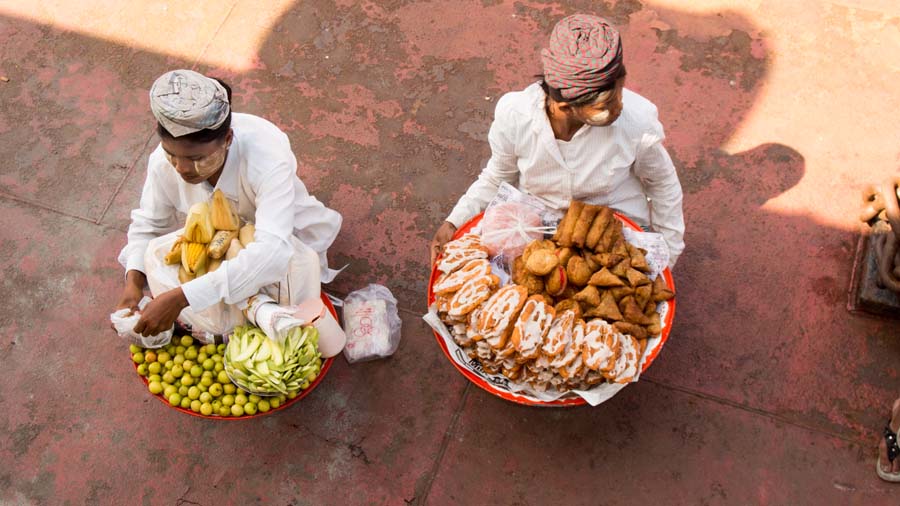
495;340;518;360
596;218;622;252
608;285;635;301
611;258;631;277
583;253;601;273
573;285;602;308
572;204;601;248
543;310;576;357
556;201;584;247
584;291;623;321
585;207;614;250
522;239;556;264
552;202;576;243
625;268;650;288
553;299;583;320
612;235;629;257
525;249;559;276
433;258;492;294
536;293;555;306
434;293;452;313
627;243;651;273
619;295;653;325
477;284;528;350
651;275;676;302
544;265;568;296
466;307;485;342
646;312;662;336
606;333;641;384
566;255;593;286
510;296;555;361
555;247;575;268
448;275;499;317
612;321;648;340
588;267;625;288
592;252;625;269
550;319;585;370
634;284;652;310
512;255;545;295
582;319;620;372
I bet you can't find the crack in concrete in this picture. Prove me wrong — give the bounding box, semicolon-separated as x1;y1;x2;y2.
290;422;371;466
414;382;470;506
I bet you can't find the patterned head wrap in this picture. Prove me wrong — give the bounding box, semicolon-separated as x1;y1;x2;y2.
540;14;624;100
149;69;230;137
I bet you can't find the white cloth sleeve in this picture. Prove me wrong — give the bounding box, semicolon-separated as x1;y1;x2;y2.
633;111;685;267
181;159;298;311
117;160;178;275
446;97;520;227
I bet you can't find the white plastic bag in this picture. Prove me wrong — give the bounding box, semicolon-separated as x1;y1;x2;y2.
342;284;402;363
109;296;173;349
480;183;561;259
144;230;247;341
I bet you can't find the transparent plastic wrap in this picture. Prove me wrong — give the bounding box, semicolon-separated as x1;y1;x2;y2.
342;284;402;363
480;182;562;260
144;230;246;342
109;296;173;349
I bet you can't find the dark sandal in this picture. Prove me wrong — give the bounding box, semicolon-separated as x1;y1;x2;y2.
885;425;900;463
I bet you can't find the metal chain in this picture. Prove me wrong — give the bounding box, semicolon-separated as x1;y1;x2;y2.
860;178;900;292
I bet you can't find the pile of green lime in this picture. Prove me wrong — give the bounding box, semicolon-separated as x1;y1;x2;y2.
131;335;296;417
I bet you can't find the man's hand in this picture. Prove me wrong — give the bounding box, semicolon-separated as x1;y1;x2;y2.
133;288;189;337
430;221;458;267
111;270;147;332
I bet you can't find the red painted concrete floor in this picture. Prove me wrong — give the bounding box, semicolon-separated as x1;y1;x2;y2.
1;1;899;504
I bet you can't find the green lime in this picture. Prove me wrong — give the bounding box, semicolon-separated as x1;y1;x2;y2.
212;354;223;363
180;335;193;347
243;402;258;415
156;352;171;364
148;362;162;375
131;352;145;364
234;394;247;406
257;399;270;412
185;348;198;360
197;383;208;393
218;405;231;417
168;393;182;406
162;372;176;384
205;343;217;355
221;395;235;407
181;375;194;386
188;386;201;400
164;360;174;371
148;374;162;383
202;359;215;371
148;381;163;395
223;384;236;395
269;398;281;409
182;360;194;371
173;354;185;365
214;362;224;372
178;385;189;397
144;351;158;363
216;371;230;384
136;363;149;376
208;383;223;397
230;404;244;417
287;391;298;399
190;400;202;412
199;392;212;404
179;396;191;409
171;365;184;378
216;343;226;354
200;403;213;416
129;344;142;354
200;377;213;387
163;385;177;398
190;366;203;378
175;345;186;355
197;352;208;362
201;370;214;378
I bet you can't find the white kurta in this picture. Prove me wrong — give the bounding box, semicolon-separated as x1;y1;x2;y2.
446;83;685;266
118;113;342;311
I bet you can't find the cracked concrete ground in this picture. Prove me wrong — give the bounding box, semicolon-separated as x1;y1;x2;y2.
2;0;900;504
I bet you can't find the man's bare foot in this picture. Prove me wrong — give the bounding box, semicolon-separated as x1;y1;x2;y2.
878;398;900;477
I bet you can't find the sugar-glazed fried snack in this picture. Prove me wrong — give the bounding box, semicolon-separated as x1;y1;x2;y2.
448;275;499;317
510;296;556;362
433;258;492;295
605;333;641;384
542;309;576;357
582;319;620;372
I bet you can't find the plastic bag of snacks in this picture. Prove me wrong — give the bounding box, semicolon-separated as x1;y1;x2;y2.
480;183;561;259
342;284;402;363
109;296;173;348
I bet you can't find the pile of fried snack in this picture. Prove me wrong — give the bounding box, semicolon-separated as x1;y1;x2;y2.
433;201;675;393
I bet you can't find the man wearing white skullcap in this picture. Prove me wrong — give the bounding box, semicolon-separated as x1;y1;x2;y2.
115;70;343;338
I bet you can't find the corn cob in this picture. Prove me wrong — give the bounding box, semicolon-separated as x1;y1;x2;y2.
183;202;215;243
208;230;237;259
181;241;208;275
164;236;184;265
210;189;240;231
239;223;255;247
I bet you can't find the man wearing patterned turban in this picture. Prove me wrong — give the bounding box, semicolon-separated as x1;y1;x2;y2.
115;70;342;338
432;14;685;268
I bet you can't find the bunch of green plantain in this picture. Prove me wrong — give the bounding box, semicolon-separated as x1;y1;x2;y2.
225;324;323;395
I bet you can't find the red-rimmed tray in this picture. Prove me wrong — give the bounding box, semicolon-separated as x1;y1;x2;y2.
428;212;676;407
132;292;336;419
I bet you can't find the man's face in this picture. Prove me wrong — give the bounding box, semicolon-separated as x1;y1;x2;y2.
161;131;232;184
575;78;625;127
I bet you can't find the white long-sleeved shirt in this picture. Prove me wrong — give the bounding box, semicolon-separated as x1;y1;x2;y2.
447;83;685;265
118;113;342;311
